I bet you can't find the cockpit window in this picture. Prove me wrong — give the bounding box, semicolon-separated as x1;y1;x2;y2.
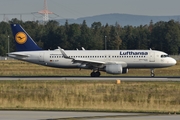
161;55;169;58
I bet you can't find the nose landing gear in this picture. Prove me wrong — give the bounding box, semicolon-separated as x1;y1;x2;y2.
150;69;155;77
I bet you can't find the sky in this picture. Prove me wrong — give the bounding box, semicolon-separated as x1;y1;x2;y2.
0;0;180;21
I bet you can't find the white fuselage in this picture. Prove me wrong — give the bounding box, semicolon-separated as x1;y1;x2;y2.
8;50;176;70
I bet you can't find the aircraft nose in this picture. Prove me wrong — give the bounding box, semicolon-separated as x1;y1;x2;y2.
171;58;177;65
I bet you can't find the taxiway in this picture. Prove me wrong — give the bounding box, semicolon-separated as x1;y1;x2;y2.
0;76;180;81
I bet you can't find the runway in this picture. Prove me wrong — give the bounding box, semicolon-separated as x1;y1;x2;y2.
0;76;180;81
0;111;179;120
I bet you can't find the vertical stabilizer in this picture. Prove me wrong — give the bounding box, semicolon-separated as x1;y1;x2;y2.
11;24;42;51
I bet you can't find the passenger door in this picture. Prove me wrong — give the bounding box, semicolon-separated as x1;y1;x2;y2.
149;52;155;62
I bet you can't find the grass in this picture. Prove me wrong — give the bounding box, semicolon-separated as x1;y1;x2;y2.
0;60;180;113
0;80;180;113
0;60;179;76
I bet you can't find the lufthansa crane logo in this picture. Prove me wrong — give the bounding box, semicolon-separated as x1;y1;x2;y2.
15;32;27;44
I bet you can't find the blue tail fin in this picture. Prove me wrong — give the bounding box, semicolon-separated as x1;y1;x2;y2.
11;24;42;51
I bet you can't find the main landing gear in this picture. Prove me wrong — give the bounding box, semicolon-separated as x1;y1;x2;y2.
90;70;101;77
150;69;155;77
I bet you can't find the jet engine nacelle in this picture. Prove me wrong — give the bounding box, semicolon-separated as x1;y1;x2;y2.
105;62;128;74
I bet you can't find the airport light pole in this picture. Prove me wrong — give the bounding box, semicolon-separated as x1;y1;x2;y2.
8;35;9;53
105;36;107;50
7;35;9;59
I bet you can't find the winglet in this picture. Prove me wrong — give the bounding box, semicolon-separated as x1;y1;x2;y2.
58;46;70;59
82;47;85;51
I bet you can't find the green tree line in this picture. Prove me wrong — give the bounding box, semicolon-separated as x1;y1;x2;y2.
0;19;180;56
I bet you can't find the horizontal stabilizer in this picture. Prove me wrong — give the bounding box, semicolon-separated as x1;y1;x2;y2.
8;53;29;58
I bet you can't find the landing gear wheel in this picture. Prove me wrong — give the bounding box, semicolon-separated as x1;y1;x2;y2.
90;71;101;77
90;72;96;77
151;73;155;77
150;69;155;77
95;71;101;77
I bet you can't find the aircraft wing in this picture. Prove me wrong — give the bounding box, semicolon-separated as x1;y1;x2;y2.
72;58;127;68
72;58;105;64
72;58;105;68
58;47;105;67
58;47;127;68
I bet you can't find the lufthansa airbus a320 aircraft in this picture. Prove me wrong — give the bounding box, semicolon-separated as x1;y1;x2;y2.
8;24;176;77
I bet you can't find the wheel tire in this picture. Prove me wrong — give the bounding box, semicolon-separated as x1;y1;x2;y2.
151;74;155;77
95;71;101;77
91;72;95;77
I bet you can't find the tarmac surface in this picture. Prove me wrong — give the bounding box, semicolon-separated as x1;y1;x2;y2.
0;111;179;120
0;76;180;81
